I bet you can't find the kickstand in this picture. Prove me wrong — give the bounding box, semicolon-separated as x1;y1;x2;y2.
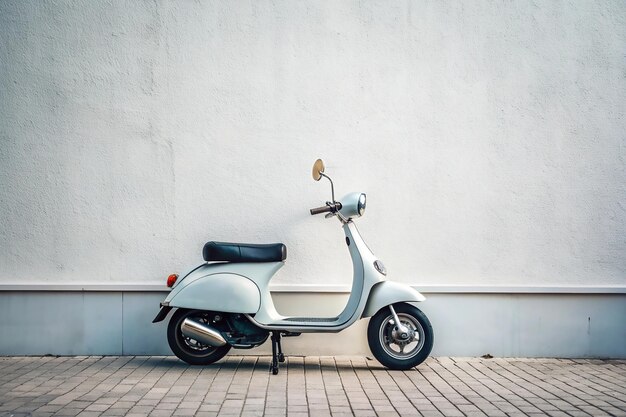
270;331;285;375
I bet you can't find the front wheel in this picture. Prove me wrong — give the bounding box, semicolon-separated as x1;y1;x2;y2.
367;303;434;370
167;309;231;365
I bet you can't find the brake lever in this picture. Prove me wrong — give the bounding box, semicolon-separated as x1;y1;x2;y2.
325;212;335;219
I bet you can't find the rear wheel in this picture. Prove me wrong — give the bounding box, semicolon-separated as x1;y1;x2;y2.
367;303;433;370
167;309;231;365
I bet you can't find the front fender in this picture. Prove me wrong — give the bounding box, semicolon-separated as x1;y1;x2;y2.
361;281;426;318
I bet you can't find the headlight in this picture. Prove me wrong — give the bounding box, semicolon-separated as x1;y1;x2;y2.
358;193;366;216
339;192;367;218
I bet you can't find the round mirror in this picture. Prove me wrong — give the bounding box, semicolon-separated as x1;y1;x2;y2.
312;159;325;181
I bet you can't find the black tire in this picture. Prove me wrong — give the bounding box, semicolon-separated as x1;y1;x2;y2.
167;309;231;366
367;303;434;370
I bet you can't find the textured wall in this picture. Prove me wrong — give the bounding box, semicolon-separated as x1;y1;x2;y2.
1;1;625;287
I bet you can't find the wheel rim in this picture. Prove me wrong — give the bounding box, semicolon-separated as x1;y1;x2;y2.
378;312;425;360
176;311;219;357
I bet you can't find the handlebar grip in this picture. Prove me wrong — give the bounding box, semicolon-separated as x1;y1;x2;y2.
310;205;332;215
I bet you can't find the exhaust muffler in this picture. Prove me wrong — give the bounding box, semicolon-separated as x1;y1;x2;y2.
181;318;227;347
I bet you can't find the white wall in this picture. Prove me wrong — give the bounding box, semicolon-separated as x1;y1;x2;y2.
1;1;625;289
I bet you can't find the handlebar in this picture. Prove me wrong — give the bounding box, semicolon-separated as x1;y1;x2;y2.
310;202;342;216
310;205;331;215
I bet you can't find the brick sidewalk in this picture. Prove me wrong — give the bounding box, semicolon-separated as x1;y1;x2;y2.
0;356;625;417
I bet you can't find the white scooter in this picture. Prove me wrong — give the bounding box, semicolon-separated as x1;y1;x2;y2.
153;159;433;374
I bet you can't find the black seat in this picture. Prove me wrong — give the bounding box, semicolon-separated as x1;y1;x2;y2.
203;241;287;263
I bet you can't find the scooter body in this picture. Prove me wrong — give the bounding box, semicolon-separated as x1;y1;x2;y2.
153;160;434;373
161;221;425;331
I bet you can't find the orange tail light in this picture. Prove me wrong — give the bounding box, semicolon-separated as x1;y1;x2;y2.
166;274;178;288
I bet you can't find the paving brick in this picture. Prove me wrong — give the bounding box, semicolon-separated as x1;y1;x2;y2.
0;356;624;417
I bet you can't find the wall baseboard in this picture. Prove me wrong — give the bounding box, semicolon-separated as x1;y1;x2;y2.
1;282;625;293
0;289;624;358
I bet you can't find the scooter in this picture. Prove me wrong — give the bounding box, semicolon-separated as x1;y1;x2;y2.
153;159;434;374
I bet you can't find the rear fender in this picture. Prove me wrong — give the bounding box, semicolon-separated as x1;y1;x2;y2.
362;281;426;318
166;273;261;313
152;305;172;323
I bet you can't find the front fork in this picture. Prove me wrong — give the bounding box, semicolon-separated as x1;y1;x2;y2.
389;304;411;341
